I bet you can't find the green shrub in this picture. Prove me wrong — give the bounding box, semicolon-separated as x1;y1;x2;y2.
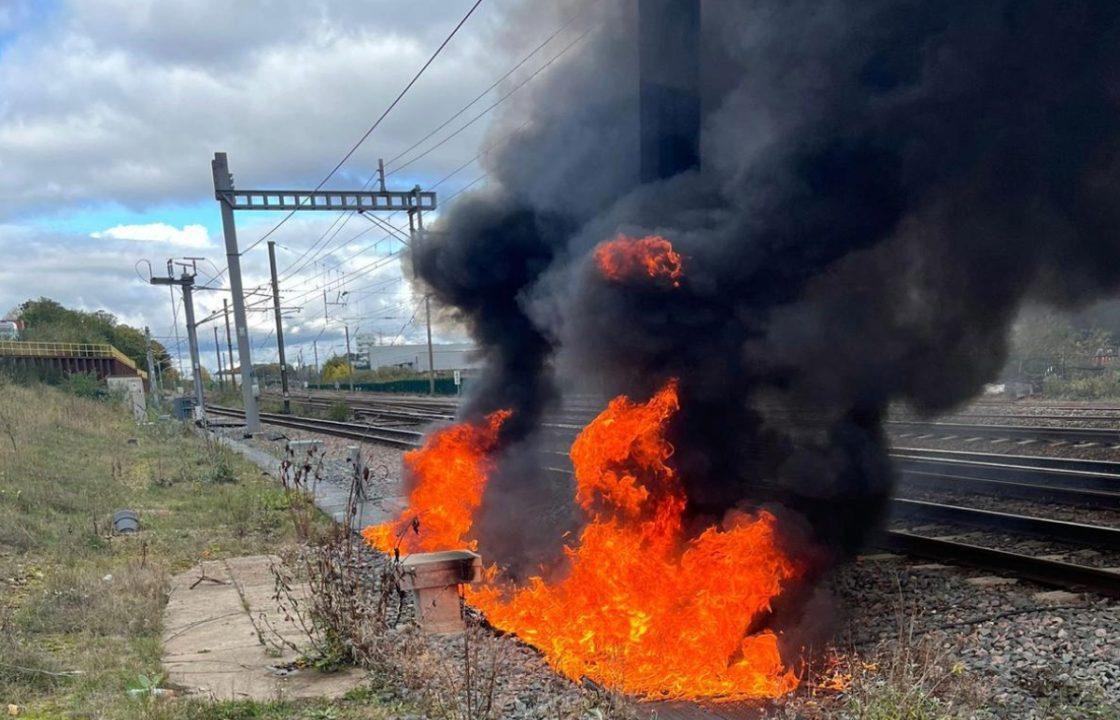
63;371;103;399
326;402;350;422
1043;371;1120;399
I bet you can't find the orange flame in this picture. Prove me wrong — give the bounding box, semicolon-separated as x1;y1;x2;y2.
467;381;800;701
594;234;684;287
362;383;801;701
361;409;510;553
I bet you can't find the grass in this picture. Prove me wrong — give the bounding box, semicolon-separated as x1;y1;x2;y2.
0;380;405;719
326;402;351;422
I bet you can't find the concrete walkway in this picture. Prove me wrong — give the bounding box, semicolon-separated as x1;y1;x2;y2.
162;555;363;701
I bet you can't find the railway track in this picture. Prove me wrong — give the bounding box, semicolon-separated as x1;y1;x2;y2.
211;403;1120;596
208;405;423;448
266;391;1120;446
893;446;1120;507
888;419;1120;446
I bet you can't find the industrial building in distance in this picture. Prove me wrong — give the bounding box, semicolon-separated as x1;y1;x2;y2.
358;339;481;374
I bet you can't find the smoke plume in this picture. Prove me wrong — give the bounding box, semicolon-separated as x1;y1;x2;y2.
412;0;1120;573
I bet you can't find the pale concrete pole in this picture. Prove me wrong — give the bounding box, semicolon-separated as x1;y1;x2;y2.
213;326;225;391
344;325;355;394
223;298;236;391
144;326;158;406
211;152;259;433
180;278;206;420
267;241;291;413
425;295;436;395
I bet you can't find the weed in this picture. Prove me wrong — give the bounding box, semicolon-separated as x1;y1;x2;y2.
125;670;167;700
840;580;986;720
202;439;239;483
0;383;306;717
63;370;104;398
260;444;406;671
326;402;350;422
1043;372;1120;399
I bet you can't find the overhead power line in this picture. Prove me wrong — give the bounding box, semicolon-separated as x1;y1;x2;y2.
241;0;485;257
281;151;495;300
272;11;585;287
386;26;592;179
382;10;584;171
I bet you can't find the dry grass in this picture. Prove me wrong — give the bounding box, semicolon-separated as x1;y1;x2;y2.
0;380;339;718
840;639;975;720
2;379;612;719
265;442;639;720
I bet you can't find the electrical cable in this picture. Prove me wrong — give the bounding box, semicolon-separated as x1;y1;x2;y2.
243;0;486;257
271;10;581;285
386;26;591;179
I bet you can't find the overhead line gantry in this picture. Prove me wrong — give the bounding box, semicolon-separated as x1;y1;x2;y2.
211;151;436;433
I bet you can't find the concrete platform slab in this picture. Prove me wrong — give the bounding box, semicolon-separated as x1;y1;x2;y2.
163;555;362;701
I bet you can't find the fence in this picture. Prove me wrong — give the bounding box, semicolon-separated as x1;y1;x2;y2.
309;377;461;395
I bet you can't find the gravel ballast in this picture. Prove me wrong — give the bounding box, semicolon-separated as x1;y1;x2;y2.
210;418;1120;719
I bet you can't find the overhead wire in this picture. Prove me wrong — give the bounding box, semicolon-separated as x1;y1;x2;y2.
239;0;486;258
387;298;426;347
199;0;487;293
202;3;583;362
386;26;592;179
245;168;484;328
382;9;584;171
271;10;586;291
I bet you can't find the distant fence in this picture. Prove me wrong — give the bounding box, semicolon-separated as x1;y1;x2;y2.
0;341;147;380
309;377;461;395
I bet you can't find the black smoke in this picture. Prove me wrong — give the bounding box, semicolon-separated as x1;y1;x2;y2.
411;0;1120;572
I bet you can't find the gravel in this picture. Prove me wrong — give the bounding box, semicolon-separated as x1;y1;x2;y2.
816;555;1120;719
212;420;408;485
212;419;1120;720
889;399;1120;462
897;485;1120;528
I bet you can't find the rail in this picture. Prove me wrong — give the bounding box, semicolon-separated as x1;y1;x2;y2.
0;340;144;376
210;403;1120;596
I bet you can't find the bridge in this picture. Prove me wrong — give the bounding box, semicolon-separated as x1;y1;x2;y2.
0;341;148;381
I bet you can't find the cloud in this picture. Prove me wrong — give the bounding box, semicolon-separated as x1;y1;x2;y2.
91;222;211;248
0;0;531;220
0;0;543;371
0;216;445;375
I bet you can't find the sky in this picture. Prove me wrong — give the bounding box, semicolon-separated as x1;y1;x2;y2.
0;0;562;373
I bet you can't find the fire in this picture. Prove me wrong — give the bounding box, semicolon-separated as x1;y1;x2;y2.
362;382;801;702
361;409;510;553
467;381;800;700
594;234;684;287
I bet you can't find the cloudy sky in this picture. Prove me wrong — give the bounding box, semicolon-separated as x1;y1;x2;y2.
0;0;565;372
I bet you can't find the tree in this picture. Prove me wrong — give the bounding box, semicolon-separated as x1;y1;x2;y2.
1009;306;1113;363
13;298;172;372
320;355;351;383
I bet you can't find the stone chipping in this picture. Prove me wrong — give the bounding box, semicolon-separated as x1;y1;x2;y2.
209;411;1120;719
